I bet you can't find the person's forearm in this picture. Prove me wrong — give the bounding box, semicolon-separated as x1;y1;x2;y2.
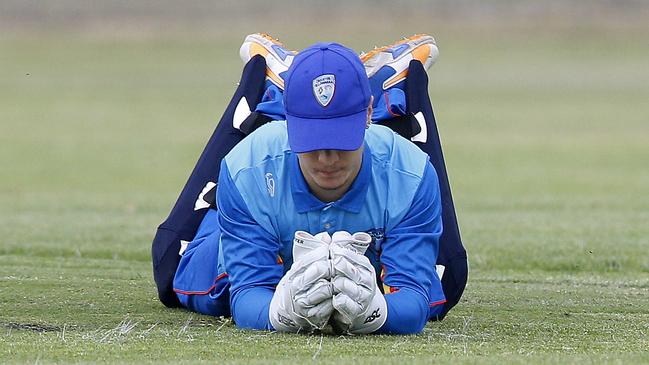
231;287;275;330
377;288;429;334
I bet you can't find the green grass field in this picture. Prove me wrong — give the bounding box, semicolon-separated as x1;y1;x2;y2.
1;28;648;364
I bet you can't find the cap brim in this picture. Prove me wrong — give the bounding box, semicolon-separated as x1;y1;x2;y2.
286;109;367;153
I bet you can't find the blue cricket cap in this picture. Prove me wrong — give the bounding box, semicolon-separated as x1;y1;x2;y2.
284;42;371;153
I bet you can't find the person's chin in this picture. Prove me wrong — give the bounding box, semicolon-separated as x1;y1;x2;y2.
314;175;345;191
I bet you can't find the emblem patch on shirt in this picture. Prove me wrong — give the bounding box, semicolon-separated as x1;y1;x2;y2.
312;74;335;107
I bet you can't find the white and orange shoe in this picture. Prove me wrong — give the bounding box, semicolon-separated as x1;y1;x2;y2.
239;33;296;90
361;34;439;90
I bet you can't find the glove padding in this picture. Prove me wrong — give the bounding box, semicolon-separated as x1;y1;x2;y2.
329;231;387;334
269;231;334;332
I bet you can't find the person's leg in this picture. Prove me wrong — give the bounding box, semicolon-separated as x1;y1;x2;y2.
173;209;231;316
152;46;268;309
362;36;469;320
171;35;297;315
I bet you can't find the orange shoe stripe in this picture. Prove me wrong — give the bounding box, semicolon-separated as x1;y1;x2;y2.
411;44;431;64
266;71;285;89
249;42;269;58
383;68;409;89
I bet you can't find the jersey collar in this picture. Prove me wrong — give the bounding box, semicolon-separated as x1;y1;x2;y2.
291;143;372;214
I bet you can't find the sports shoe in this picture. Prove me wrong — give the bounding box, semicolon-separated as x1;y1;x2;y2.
239;33;296;90
361;34;439;90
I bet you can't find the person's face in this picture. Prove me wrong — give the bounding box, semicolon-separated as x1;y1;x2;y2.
297;145;364;202
296;96;372;202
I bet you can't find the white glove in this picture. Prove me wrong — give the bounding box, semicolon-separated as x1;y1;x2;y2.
293;230;331;262
269;231;334;332
329;231;387;334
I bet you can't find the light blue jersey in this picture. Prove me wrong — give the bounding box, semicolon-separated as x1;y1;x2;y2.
174;121;445;334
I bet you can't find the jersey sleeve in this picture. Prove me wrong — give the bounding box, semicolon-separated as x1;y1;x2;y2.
377;162;444;334
217;160;283;330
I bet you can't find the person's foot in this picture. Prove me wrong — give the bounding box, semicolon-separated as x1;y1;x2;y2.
361;34;439;90
239;33;296;90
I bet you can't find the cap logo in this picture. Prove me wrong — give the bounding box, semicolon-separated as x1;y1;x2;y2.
312;74;335;107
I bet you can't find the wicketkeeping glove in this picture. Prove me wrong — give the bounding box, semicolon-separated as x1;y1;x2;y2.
329;231;387;334
269;231;334;332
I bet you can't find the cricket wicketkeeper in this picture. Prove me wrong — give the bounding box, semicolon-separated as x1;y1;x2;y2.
170;34;449;334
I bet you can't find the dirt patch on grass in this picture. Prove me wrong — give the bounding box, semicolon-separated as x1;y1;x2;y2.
5;322;62;333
